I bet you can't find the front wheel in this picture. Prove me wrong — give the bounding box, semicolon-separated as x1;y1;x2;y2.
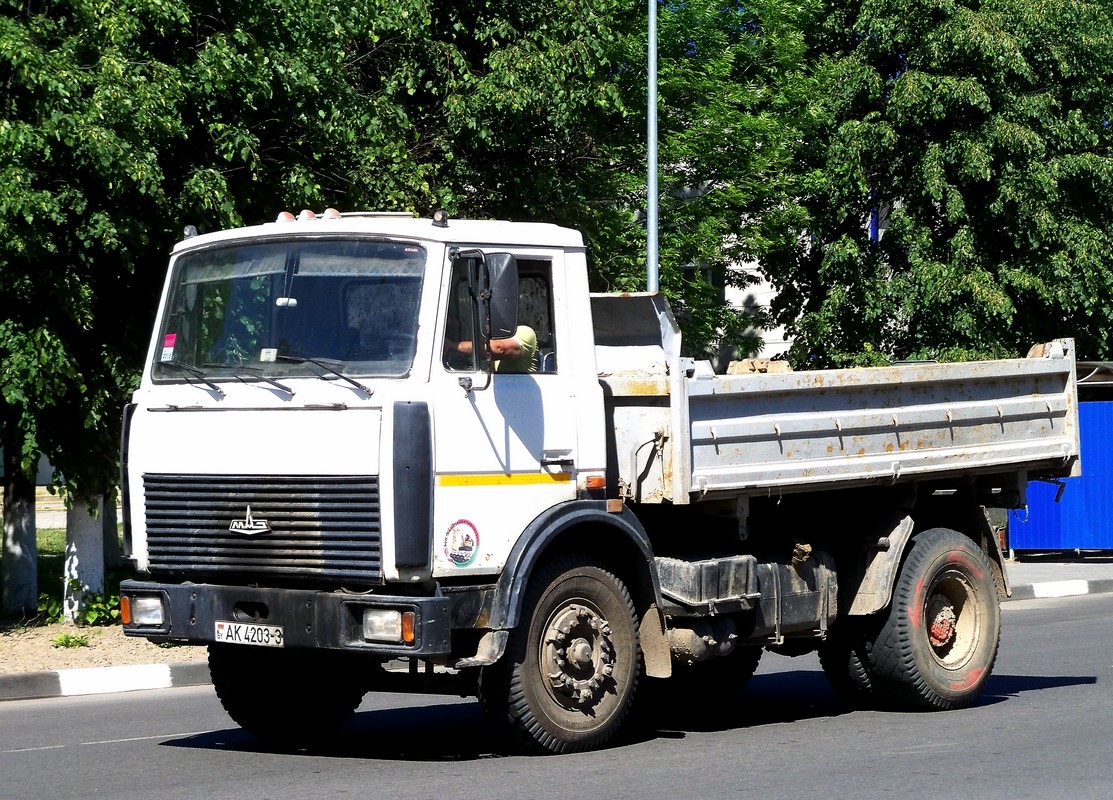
480;555;641;754
868;528;1001;709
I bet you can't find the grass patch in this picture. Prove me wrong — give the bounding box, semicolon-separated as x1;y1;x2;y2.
35;528;66;610
52;632;91;649
37;527;66;557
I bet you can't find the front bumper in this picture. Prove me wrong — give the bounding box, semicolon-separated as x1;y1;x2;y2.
120;580;452;657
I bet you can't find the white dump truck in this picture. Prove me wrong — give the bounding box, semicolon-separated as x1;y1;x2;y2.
120;210;1080;753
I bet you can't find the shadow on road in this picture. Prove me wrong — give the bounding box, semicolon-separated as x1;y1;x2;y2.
161;699;502;760
983;672;1097;699
158;667;1095;761
159;669;849;759
634;667;849;738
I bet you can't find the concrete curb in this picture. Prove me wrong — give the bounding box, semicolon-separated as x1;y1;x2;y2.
0;661;209;702
3;576;1112;703
1005;578;1113;602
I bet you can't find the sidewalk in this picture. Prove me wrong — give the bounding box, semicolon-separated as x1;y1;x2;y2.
1004;552;1113;599
3;556;1112;703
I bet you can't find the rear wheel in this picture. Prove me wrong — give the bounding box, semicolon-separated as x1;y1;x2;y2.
208;645;369;746
479;555;641;754
868;528;1001;709
818;619;878;706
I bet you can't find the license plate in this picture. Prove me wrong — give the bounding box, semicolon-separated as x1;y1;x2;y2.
214;620;285;648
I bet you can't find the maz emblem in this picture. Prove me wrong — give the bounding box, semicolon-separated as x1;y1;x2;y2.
229;505;271;535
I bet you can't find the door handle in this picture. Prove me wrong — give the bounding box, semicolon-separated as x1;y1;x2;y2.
542;457;575;467
541;450;575;469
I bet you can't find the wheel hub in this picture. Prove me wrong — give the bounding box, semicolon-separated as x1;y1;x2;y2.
543;603;615;707
928;595;957;648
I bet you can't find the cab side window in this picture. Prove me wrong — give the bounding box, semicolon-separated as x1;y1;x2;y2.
443;260;478;371
517;262;556;373
441;257;556;373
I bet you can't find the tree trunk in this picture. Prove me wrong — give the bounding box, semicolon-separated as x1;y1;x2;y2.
64;496;105;624
2;450;38;618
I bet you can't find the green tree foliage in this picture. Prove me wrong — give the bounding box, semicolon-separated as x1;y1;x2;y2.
761;0;1113;366
588;0;819;358
0;0;638;610
1;1;154;509
0;0;635;505
7;0;1113;553
655;0;820;357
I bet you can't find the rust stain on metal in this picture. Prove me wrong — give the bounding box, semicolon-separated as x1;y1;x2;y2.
619;378;669;396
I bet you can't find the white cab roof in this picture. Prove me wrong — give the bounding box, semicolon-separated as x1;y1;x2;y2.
171;212;585;253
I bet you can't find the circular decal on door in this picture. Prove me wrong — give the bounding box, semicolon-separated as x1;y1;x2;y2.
444;519;480;566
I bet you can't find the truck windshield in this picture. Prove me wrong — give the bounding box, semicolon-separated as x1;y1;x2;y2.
152;237;426;382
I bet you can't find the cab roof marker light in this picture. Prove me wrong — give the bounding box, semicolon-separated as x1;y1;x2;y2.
322;208;342;219
276;211;296;222
298;209;317;221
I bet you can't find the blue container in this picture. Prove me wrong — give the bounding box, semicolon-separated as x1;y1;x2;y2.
1008;401;1113;551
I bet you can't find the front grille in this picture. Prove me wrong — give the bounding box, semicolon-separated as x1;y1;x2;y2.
143;474;382;585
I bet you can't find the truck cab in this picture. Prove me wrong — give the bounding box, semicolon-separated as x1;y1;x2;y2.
122;210;614;653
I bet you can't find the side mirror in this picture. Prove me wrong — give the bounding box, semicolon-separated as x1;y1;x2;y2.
484;253;518;340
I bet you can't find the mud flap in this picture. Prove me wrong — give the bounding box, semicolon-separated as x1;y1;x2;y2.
640;603;671;678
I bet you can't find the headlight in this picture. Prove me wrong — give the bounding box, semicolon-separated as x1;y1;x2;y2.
362;609;415;644
122;595;165;626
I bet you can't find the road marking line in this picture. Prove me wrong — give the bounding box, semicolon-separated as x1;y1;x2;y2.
80;731;212;746
4;744;66;754
2;732;211;755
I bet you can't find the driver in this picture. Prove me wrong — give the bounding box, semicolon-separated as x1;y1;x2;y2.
445;325;537;373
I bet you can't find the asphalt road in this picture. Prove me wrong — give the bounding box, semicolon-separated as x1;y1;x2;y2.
3;593;1111;800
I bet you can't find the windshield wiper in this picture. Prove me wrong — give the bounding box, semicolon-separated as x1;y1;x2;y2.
160;360;225;397
277;355;373;396
203;364;295;397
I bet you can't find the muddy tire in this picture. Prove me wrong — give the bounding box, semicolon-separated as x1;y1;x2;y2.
868;528;1001;709
208;645;368;746
479;555;641;754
